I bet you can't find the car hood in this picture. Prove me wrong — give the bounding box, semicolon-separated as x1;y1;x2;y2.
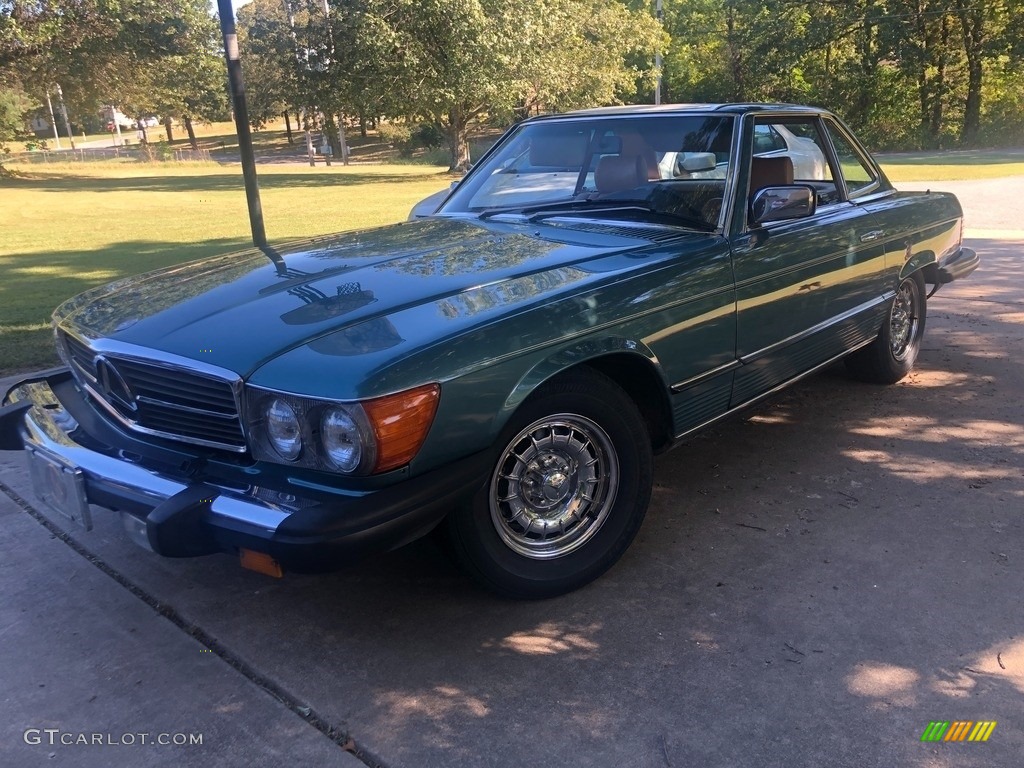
54;217;689;387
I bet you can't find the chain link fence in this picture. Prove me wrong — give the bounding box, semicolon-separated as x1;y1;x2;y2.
5;147;213;164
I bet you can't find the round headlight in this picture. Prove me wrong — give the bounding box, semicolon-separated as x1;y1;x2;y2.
265;398;302;461
321;406;362;472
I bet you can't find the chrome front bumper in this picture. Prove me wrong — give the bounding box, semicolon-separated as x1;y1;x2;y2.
1;371;485;571
2;373;294;549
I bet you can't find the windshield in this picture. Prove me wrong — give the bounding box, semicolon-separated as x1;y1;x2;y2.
441;114;736;229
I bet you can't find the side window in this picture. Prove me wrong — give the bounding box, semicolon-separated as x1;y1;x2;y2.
753;124;787;154
823;121;878;197
750;118;830;196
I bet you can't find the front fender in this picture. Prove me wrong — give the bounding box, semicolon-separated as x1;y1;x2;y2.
503;337;664;414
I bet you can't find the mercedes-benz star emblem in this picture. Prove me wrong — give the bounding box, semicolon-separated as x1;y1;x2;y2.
94;356;137;413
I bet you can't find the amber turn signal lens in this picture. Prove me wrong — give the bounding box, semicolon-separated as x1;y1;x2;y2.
240;549;284;578
363;383;440;473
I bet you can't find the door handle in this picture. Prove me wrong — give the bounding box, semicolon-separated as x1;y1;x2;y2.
860;230;885;243
799;281;822;292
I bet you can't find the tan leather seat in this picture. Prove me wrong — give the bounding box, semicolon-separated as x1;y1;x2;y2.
595;155;646;194
749;156;794;193
619;133;660;180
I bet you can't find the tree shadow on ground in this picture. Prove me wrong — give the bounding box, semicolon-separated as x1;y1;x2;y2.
878;147;1024;166
0;170;447;195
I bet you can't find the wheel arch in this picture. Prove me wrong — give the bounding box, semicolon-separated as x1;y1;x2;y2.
500;339;674;453
900;251;937;283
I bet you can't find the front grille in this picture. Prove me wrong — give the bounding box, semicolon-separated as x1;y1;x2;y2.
58;330;247;452
63;332;98;380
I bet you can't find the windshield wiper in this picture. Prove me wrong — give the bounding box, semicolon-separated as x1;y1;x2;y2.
477;196;595;220
528;202;716;231
477;198;716;231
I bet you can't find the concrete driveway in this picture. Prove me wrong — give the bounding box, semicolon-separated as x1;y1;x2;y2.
2;179;1022;767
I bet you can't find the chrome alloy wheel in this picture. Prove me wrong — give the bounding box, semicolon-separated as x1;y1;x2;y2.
490;414;619;560
889;279;920;361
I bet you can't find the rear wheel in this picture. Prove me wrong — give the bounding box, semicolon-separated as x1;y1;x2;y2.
445;368;653;599
845;271;927;384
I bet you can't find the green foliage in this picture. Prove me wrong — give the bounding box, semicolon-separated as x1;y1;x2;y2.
663;0;1023;150
238;0;662;169
1;0;222;137
0;87;30;149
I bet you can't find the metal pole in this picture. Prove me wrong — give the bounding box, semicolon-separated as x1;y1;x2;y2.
217;0;267;248
655;0;663;106
45;92;62;150
55;85;75;149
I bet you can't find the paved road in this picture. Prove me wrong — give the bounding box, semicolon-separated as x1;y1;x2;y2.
1;180;1021;767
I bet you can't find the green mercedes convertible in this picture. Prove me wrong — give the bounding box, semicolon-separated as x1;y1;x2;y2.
0;104;978;598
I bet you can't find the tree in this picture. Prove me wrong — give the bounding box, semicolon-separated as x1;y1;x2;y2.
237;0;303;129
0;85;32;165
1;0;224;141
371;0;663;170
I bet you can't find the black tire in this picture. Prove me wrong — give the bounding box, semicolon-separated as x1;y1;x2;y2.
445;368;653;599
845;271;927;384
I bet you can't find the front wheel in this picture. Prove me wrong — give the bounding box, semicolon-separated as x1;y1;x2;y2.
845;271;927;384
445;368;653;599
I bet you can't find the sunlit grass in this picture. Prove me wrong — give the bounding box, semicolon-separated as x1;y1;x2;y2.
877;148;1024;181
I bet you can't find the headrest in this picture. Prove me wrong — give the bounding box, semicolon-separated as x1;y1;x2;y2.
750;156;794;192
595;155;646;194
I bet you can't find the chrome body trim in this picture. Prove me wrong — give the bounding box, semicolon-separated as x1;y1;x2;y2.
670;360;742;393
55;324;249;453
738;292;894;365
8;378;291;533
673;335;876;441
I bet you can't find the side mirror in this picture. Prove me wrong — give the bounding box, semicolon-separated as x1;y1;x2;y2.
750;185;816;225
680;152;716;173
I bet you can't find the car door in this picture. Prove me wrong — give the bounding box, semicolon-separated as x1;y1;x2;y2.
728;114;890;407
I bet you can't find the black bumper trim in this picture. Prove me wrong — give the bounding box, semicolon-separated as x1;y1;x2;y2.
4;372;491;572
935;246;979;283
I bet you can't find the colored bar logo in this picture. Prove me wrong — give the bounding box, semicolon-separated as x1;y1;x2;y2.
921;721;996;742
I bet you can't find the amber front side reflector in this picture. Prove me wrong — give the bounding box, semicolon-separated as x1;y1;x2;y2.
364;383;440;473
240;549;284;578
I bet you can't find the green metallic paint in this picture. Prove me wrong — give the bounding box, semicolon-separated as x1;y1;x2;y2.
49;105;974;490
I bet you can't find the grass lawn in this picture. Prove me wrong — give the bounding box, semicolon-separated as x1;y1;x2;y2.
0;162;456;375
877;148;1024;181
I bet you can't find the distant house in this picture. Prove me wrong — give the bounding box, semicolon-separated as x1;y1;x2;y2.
27;112;51;135
100;105;136;130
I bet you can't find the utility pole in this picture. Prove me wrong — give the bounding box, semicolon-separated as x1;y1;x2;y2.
655;0;663;106
55;85;75;149
217;0;267;248
45;92;61;150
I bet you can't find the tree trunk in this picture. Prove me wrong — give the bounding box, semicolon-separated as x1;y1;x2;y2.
913;7;948;150
955;0;985;145
336;113;350;165
445;115;471;172
961;58;983;145
359;110;367;139
302;109;315;167
283;111;293;144
184;116;198;151
163;116;174;143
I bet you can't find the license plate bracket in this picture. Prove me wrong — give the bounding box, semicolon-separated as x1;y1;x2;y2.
25;445;93;530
